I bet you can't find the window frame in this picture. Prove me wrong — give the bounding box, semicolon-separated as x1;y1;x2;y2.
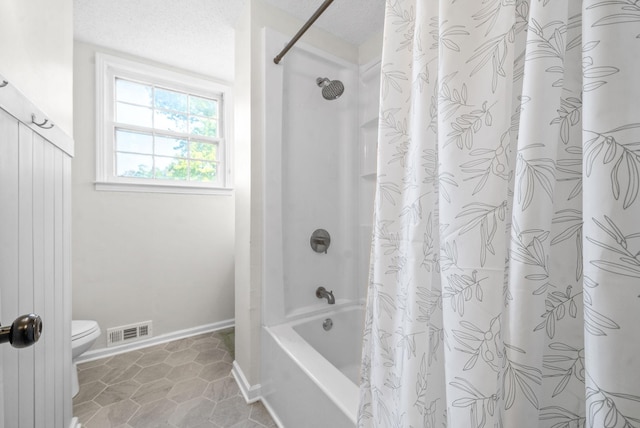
95;52;233;195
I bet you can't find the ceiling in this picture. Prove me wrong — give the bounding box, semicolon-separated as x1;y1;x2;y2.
74;0;385;82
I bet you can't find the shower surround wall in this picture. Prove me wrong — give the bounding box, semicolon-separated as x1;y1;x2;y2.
262;29;359;324
257;29;380;427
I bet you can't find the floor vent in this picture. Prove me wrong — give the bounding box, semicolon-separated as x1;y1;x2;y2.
107;321;152;347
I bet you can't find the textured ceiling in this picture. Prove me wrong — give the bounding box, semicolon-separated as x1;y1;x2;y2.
74;0;385;82
263;0;385;46
74;0;247;81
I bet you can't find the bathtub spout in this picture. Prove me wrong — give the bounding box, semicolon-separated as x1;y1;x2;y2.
315;286;335;304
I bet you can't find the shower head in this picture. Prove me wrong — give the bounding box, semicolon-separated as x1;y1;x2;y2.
316;77;344;100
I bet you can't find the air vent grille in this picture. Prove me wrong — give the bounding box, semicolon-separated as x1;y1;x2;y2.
106;321;152;347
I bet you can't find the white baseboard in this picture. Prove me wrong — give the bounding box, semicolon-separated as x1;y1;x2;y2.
76;319;234;364
69;416;80;428
229;363;283;428
232;360;262;404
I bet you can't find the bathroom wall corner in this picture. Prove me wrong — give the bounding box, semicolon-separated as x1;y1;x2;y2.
234;0;262;388
232;361;263;403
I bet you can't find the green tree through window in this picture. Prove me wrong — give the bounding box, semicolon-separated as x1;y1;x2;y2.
115;78;221;183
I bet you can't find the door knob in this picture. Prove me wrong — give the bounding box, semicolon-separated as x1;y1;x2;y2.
0;313;42;348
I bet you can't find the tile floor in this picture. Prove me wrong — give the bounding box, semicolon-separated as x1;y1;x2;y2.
73;328;277;428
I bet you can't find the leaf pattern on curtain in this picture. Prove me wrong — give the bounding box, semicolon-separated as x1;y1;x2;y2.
358;0;640;427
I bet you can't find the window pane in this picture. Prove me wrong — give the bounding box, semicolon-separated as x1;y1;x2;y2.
116;153;153;178
155;136;188;158
189;116;217;137
189;95;217;117
154;156;187;180
190;141;217;161
116;102;153;127
116;79;152;106
154;110;187;133
116;129;153;154
155;88;187;112
189;160;217;182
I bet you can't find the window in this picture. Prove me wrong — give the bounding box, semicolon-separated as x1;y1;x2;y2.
96;53;233;194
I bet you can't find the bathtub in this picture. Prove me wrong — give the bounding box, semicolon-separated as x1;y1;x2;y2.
262;305;364;427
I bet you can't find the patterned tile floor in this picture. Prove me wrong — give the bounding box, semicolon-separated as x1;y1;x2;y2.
73;328;277;428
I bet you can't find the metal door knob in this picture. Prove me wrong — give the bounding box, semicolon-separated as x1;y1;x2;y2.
0;313;42;348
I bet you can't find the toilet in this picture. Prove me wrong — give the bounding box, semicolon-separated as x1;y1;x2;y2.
71;320;101;397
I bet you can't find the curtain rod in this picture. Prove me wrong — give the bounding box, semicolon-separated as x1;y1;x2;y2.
273;0;335;64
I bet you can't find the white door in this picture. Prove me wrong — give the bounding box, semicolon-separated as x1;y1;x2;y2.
0;89;73;427
0;106;17;428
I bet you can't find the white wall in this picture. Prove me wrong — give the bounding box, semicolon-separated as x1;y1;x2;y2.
273;41;359;317
73;41;235;350
0;0;74;136
359;30;384;66
234;0;377;388
234;2;257;388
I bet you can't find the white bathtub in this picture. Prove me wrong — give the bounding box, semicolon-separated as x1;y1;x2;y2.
262;305;364;427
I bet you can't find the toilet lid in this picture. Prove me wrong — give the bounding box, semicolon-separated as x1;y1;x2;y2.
72;320;99;340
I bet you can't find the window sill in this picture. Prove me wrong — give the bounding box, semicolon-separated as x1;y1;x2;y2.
95;181;234;196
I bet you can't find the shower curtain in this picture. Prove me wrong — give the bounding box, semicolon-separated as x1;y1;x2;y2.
359;0;640;427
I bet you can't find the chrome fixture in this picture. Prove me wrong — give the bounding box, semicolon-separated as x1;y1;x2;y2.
316;286;335;305
0;313;42;348
323;318;333;331
310;229;331;254
316;77;344;100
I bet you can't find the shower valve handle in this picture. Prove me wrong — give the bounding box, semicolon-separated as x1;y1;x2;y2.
310;229;331;254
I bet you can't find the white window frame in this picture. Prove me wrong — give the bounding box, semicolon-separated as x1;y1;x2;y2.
95;52;233;195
